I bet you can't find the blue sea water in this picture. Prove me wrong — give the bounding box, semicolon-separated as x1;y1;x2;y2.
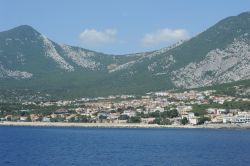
0;126;250;166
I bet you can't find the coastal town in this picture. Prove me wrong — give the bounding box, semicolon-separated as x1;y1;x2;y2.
1;89;250;128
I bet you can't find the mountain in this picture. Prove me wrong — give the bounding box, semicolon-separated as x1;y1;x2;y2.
0;25;145;97
1;11;250;99
114;11;250;89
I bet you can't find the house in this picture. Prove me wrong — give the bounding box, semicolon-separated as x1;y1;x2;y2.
152;107;164;112
231;115;250;123
188;112;195;119
187;112;198;125
228;109;240;114
98;112;109;118
238;111;250;116
106;113;120;123
223;112;250;124
177;106;192;115
42;117;51;122
122;110;136;117
54;108;68;114
50;113;58;119
30;114;41;122
136;108;143;113
189;117;198;125
207;108;226;115
216;109;226;115
223;115;234;123
107;113;120;120
20;116;28;121
211;115;223;123
75;108;85;113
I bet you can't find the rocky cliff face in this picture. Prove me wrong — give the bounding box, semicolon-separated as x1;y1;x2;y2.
171;35;250;88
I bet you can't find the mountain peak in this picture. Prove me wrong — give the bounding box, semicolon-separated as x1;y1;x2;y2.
11;25;39;34
15;24;35;29
1;25;41;38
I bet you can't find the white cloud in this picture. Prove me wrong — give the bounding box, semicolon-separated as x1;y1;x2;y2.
79;28;117;46
141;28;189;46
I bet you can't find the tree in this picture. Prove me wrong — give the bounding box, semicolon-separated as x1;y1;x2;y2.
153;118;161;125
127;116;141;123
198;116;211;125
119;114;129;120
26;116;31;122
78;115;89;123
137;112;149;118
150;111;160;118
110;110;116;113
181;117;188;125
168;109;178;118
99;115;107;123
161;109;179;118
161;118;172;125
127;106;135;110
117;108;123;113
153;117;171;125
194;112;200;116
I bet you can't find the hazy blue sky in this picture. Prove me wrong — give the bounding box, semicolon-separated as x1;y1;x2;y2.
1;0;250;54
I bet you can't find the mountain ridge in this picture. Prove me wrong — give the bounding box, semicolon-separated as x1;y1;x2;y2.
1;11;250;98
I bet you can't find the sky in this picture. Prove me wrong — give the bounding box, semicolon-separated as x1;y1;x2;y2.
1;0;250;55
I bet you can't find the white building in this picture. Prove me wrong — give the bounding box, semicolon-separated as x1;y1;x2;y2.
187;112;198;125
223;115;234;123
189;118;198;125
42;117;51;122
223;112;250;124
188;112;195;119
122;110;136;117
232;115;250;123
207;108;226;115
20;117;28;121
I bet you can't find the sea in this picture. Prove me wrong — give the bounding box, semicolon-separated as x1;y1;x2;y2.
0;126;250;166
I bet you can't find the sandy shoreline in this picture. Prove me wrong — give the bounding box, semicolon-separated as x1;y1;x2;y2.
1;121;250;129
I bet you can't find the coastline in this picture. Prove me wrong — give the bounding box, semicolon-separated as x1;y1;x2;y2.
1;121;250;129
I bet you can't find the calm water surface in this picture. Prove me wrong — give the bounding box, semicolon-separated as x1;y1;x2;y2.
0;126;250;166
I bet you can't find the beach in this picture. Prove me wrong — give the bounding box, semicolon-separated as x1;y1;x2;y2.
1;121;250;129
